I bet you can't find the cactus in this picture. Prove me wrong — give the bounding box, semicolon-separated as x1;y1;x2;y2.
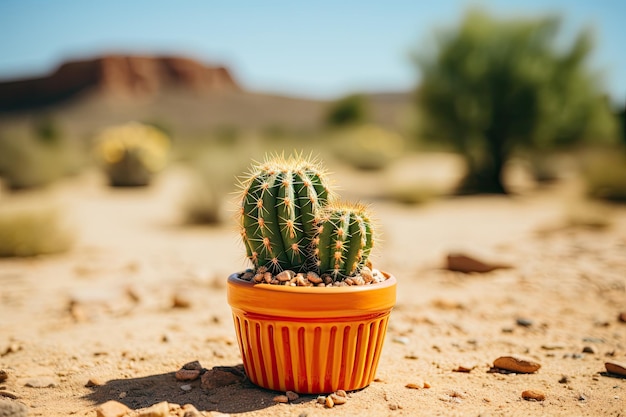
238;154;333;274
313;202;374;279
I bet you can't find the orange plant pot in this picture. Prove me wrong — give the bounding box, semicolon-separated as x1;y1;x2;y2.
227;272;396;394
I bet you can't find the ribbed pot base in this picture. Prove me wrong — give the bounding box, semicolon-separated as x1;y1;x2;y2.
232;311;390;394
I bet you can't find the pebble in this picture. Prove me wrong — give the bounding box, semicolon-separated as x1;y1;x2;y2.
0;371;7;383
0;399;28;417
286;391;299;401
182;361;203;371
24;377;57;388
276;270;295;282
175;369;201;381
137;401;169;417
0;390;19;399
605;361;626;377
96;400;131;417
405;383;421;389
558;375;570;384
582;346;597;354
200;366;245;390
180;384;192;392
85;377;104;387
330;393;347;405
393;336;410;345
325;396;334;408
516;318;533;327
172;291;192;308
619;312;626;323
521;390;546;401
273;395;289;403
493;356;541;373
453;365;474;373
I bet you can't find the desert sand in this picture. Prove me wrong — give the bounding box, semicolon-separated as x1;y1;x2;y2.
1;164;625;417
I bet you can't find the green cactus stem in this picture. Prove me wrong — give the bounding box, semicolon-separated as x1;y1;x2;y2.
314;202;374;279
238;154;333;273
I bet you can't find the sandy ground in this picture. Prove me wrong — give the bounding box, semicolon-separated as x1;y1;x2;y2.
1;164;625;417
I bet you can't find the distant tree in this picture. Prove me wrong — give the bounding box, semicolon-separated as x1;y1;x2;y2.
325;94;369;128
34;115;62;145
415;10;616;193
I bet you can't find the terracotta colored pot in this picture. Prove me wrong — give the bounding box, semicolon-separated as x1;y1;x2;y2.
227;272;396;394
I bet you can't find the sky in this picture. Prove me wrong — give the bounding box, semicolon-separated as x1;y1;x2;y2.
1;0;625;104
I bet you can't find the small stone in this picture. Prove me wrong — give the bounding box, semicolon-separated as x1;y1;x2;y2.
286;391;299;401
273;395;288;403
85;377;105;387
405;383;421;389
96;400;131;417
605;361;626;377
393;336;410;345
200;366;245;390
453;365;475;373
335;390;347;397
330;393;347;405
423;381;431;388
0;390;19;399
137;401;169;417
521;390;546;401
253;273;264;283
241;271;254;281
582;346;597;354
182;361;203;371
516;318;533;327
578;394;587;401
619;312;626;323
558;375;570;384
172;291;192;308
306;272;322;284
325;395;334;408
0;399;28;417
493;355;541;373
276;270;295;282
118;392;127;399
180;384;192;392
176;369;200;381
360;266;374;283
0;371;7;383
24;377;57;388
316;396;326;404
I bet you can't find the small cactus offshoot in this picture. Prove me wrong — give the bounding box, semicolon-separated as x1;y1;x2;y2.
238;154;333;274
314;202;374;279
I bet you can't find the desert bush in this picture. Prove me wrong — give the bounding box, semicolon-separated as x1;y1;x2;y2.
582;149;626;202
325;94;369;128
0;129;85;190
0;204;73;257
95;122;170;187
332;124;404;171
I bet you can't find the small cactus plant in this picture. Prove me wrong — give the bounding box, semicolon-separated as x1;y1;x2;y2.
238;154;333;274
238;153;377;282
314;202;374;279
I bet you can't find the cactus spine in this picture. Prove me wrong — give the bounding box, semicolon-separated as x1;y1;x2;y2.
314;203;374;279
239;154;332;274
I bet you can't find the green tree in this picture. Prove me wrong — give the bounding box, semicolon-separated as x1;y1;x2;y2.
415;10;616;193
325;94;369;128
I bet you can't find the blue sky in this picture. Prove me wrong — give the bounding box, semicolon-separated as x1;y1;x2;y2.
1;1;625;104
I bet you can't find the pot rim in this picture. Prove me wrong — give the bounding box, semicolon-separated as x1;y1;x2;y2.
227;271;397;318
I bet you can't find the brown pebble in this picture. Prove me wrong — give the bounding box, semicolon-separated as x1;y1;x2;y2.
176;369;200;381
423;381;431;388
276;270;294;282
172;292;192;308
619;312;626;323
522;390;546;401
200;367;244;389
0;390;20;399
493;355;541;373
325;395;334;408
85;377;105;387
605;361;626;377
182;361;203;371
264;272;273;283
96;400;131;417
360;266;374;283
307;272;322;284
335;389;347;397
405;383;421;389
253;273;264;283
273;395;289;403
582;346;597;354
330;393;347;405
453;365;474;373
0;370;7;382
286;391;299;401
